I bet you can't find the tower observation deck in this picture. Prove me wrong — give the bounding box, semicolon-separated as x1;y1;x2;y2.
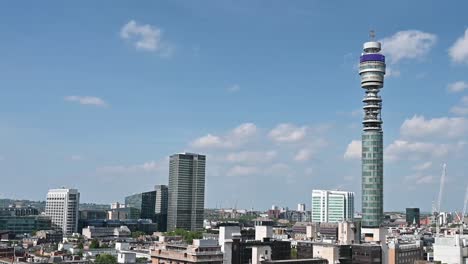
359;37;385;228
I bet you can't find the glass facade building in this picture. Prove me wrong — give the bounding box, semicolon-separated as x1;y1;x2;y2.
406;208;420;227
0;212;51;235
125;190;157;221
359;40;386;228
167;153;206;231
155;185;168;232
311;190;354;223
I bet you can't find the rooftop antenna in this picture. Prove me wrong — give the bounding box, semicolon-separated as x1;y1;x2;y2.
369;30;376;41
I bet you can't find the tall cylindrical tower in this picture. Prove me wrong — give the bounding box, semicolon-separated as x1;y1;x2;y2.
359;38;385;228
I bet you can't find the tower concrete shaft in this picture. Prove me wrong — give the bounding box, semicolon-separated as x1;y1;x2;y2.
359;40;385;228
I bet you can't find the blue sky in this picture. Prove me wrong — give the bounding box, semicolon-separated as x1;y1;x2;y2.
1;1;468;212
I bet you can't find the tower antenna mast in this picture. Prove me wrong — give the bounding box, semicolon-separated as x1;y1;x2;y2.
369;30;376;41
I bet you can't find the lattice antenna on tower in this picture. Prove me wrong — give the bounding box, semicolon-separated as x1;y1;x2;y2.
369;30;376;40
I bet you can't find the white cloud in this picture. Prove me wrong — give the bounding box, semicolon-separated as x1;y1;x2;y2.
450;96;468;116
447;81;468;93
65;96;108;107
227;84;240;93
97;159;167;174
449;29;468;64
412;161;432;171
70;155;83;161
380;30;437;63
226;165;259;177
386;67;401;78
268;123;307;143
451;106;468;116
226;151;277;164
120;20;172;54
344;140;361;160
231;123;257;139
191;123;257;149
400;115;468;139
404;174;435;184
385;140;449;161
191;134;223;148
294;148;313;162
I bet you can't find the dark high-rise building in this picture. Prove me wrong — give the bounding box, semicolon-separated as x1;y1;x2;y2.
125;190;157;221
359;36;386;228
167;153;206;231
0;211;51;235
406;208;420;227
155;185;168;232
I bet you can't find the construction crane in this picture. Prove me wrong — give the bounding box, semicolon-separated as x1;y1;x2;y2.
434;163;447;235
462;185;468;225
437;163;447;213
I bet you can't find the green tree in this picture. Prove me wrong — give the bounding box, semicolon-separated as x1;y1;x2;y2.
136;257;148;263
291;248;298;259
132;231;146;238
165;229;203;244
77;242;84;249
89;239;100;249
95;254;117;264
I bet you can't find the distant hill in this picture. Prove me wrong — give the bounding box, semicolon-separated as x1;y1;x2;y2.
0;199;110;212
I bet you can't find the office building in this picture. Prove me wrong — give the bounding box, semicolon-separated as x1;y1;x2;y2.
125;190;157;220
45;188;80;234
108;207;140;220
78;209;108;233
36;229;64;243
78;219;157;234
155;185;169;232
388;241;423;264
311;190;354;223
297;203;306;212
0;211;51;235
351;244;382;264
0;206;39;216
312;243;352;264
433;235;468;264
82;225;131;239
359;34;386;228
405;208;420;227
151;239;223;264
167;153;206;231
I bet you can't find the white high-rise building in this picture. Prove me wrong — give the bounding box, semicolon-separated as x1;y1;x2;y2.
311;190;354;223
45;188;80;234
297;203;306;212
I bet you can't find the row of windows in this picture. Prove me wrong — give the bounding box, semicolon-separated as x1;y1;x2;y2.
363;190;382;195
363;196;381;201
360;71;384;78
362;159;383;164
363;202;382;207
364;178;382;184
362;153;382;158
364;165;383;170
362;171;383;176
359;63;385;70
362;134;382;140
362;208;382;213
362;147;383;152
362;141;382;146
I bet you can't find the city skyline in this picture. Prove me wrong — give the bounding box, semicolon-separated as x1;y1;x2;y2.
1;1;468;212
